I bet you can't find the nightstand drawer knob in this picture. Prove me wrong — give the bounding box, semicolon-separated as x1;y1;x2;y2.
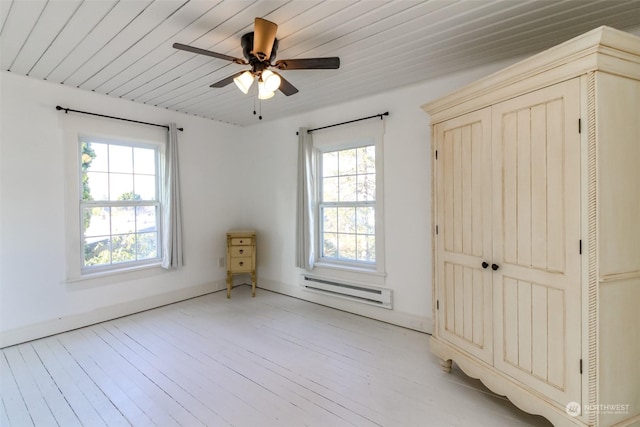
239;261;244;266
239;249;244;254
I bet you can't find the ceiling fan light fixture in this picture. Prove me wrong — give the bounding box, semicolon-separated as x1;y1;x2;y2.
261;70;281;92
258;80;275;100
234;71;254;94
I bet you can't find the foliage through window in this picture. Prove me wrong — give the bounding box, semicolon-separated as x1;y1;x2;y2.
80;138;161;271
319;145;376;264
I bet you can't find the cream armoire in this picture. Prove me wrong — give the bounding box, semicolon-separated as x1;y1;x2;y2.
422;27;639;427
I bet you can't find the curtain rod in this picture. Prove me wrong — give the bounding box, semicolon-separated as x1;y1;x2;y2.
297;111;389;135
55;105;184;131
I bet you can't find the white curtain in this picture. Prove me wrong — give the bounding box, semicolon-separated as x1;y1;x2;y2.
295;127;316;270
161;123;184;269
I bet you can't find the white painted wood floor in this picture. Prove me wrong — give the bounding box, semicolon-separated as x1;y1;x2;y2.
1;286;552;426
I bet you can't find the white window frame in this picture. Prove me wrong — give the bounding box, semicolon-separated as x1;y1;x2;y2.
63;114;167;283
79;136;163;275
312;121;385;279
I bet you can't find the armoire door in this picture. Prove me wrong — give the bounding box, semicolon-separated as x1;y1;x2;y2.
491;79;582;406
434;107;493;365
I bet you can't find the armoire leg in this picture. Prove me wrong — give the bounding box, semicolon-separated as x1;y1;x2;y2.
439;358;452;373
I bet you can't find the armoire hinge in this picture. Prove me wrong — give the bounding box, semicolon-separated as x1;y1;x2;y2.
580;359;583;374
579;239;582;254
435;150;438;160
436;225;439;235
436;300;439;310
578;118;582;134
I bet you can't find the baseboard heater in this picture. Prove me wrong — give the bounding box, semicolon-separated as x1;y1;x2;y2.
299;274;392;309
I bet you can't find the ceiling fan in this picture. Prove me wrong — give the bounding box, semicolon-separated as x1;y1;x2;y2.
173;17;340;100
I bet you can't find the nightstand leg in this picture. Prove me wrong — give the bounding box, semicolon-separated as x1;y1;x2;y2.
251;271;256;297
226;272;232;298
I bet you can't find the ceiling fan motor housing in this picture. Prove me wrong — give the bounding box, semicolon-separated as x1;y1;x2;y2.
241;32;279;65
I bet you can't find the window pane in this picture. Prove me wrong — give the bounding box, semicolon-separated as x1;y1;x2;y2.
337;233;356;260
322;207;337;233
323;233;337;258
109;145;133;173
356;207;375;234
85;171;109;201
338;175;356;201
137;232;158;259
337;207;355;233
322;177;339;202
84;237;110;266
112;206;135;234
357;235;375;262
111;234;137;263
357;146;375;174
85;142;108;172
134;147;156;174
322;151;338;177
109;173;134;200
83;207;110;237
339;149;357;175
134;174;156;200
136;205;157;232
357;173;376;201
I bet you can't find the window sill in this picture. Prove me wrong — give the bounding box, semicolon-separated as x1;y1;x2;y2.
311;262;386;286
67;262;164;289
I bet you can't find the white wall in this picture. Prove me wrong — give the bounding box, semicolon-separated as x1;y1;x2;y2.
0;72;239;346
238;58;519;333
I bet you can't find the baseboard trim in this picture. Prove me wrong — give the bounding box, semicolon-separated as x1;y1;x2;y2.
0;280;226;348
259;278;433;334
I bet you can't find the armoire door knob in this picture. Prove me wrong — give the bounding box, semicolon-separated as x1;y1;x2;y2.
482;261;489;269
491;263;499;271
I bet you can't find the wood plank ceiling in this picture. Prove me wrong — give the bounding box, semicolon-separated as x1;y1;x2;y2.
2;0;639;126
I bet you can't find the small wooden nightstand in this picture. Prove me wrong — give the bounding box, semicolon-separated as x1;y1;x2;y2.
226;231;256;298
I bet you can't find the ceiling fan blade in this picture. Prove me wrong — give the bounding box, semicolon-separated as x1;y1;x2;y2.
274;57;340;70
253;18;278;61
210;71;246;88
173;43;247;65
274;72;298;96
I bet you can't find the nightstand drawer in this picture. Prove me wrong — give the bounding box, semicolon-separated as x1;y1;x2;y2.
230;237;252;246
230;246;252;257
229;257;252;272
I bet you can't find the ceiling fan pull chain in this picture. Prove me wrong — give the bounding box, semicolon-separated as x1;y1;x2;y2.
259;99;263;120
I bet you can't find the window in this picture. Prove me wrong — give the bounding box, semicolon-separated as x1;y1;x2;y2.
296;119;384;277
80;137;161;272
319;145;376;264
